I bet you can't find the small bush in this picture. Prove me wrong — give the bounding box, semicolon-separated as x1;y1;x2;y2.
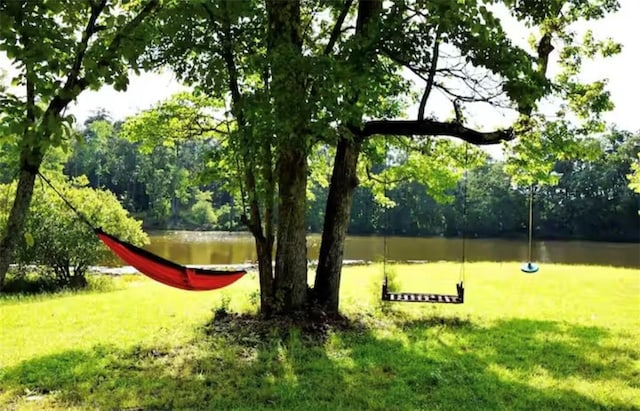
248;289;261;309
85;274;119;292
213;294;232;318
2;270;120;295
1;271;59;294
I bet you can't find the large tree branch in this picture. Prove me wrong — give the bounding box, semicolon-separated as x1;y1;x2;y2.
418;27;440;121
518;31;554;116
537;32;554;79
324;0;354;55
44;0;107;119
16;9;36;126
356;119;514;145
205;2;243;123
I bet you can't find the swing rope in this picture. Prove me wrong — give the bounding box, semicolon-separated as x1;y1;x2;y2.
458;144;469;286
521;183;539;273
527;184;534;262
382;137;390;287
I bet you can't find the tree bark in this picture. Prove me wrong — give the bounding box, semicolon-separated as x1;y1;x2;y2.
258;127;276;315
358;119;514;145
273;149;308;312
0;149;43;289
314;138;361;312
255;236;275;314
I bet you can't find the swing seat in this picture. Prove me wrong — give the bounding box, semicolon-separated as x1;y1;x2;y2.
521;262;539;273
382;281;464;304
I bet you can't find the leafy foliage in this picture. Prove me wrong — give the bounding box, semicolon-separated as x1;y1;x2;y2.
186;190;220;229
0;0;161;153
628;154;640;194
503;2;621;187
141;1;621;220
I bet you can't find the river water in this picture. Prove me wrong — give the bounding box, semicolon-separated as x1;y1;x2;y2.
143;231;640;268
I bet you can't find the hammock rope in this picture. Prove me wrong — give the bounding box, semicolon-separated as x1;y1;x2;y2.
37;172;246;291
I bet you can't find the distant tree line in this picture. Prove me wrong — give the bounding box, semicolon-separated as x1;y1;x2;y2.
59;116;639;243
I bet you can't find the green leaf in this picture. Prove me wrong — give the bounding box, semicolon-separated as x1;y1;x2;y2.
24;231;34;248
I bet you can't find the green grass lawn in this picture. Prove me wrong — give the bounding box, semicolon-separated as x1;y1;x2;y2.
1;263;639;410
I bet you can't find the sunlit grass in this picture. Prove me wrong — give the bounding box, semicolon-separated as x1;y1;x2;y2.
1;272;259;368
1;263;638;410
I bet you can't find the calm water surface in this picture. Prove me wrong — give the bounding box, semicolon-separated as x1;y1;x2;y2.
144;231;640;268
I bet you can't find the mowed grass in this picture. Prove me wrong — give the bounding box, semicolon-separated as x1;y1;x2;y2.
0;263;638;410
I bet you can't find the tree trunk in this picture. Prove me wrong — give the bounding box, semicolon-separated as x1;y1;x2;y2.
273;149;308;312
312;0;380;313
266;0;309;313
314;138;361;312
255;236;275;315
0;150;42;289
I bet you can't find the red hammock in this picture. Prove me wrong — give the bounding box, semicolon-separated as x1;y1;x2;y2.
97;229;246;291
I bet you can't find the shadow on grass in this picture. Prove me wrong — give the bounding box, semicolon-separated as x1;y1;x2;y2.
1;316;637;410
398;316;639;383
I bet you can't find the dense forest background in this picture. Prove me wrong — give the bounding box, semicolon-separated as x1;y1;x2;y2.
59;115;640;243
4;113;637;243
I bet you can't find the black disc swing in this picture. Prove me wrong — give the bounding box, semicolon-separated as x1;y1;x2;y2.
521;184;539;273
380;142;467;304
